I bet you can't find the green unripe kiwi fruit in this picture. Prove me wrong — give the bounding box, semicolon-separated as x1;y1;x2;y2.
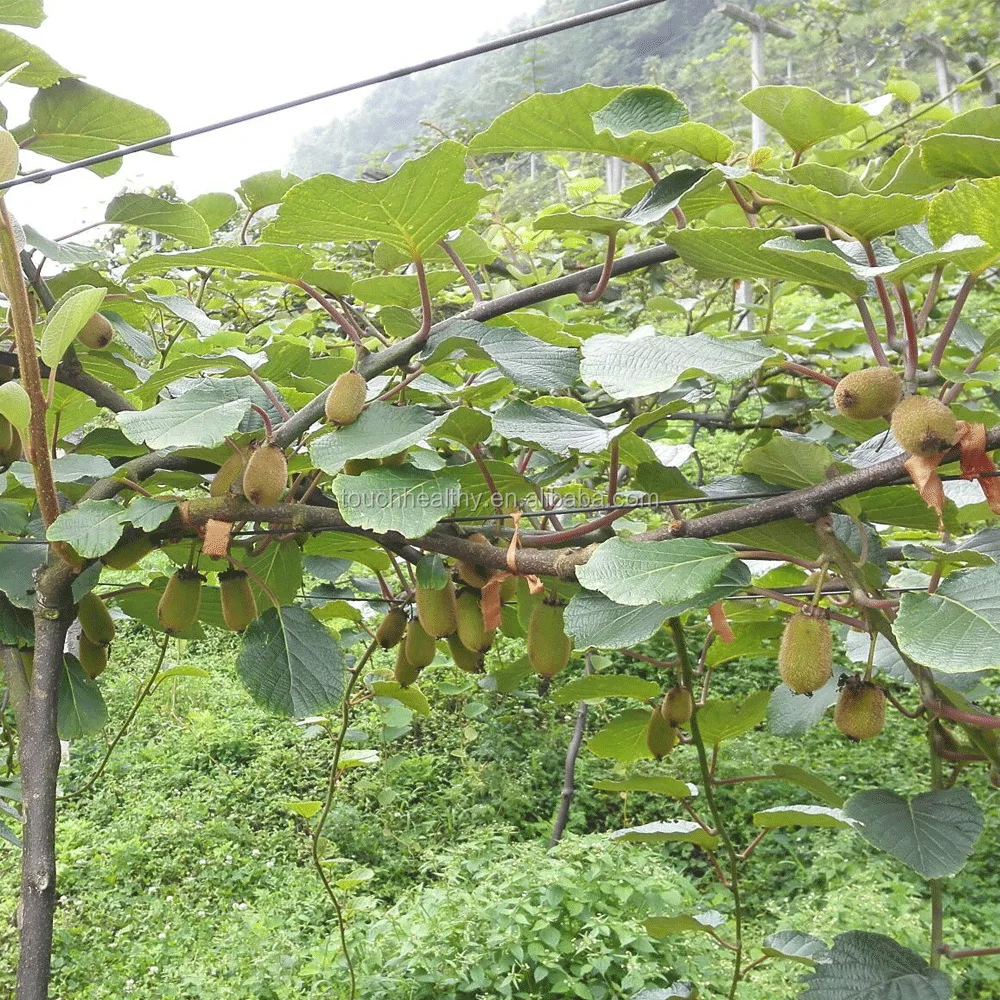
0;365;14;384
394;643;422;688
77;312;114;349
833;367;902;420
103;530;156;570
0;416;11;453
376;607;408;649
77;591;116;646
404;618;437;668
834;677;887;741
343;458;380;476
890;395;958;456
415;578;457;638
455;588;492;653
210;450;245;498
778;608;832;695
646;710;678;759
219;569;259;632
500;576;518;603
78;633;108;680
528;599;572;678
157;568;204;634
242;443;287;505
324;370;367;426
447;634;483;674
661;685;694;725
380;451;407;467
0;426;22;469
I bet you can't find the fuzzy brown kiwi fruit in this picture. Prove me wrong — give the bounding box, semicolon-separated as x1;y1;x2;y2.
890;395;958;456
447;634;483;673
242;443;287;505
78;633;108;680
77;312;114;349
376;607;408;650
404;619;437;669
77;591;115;646
210;450;245;498
833;367;902;420
455;589;493;653
324;370;367;426
646;711;678;759
103;530;156;570
527;599;572;678
415;578;457;638
394;643;422;688
157;569;204;634
778;608;832;695
834;676;887;741
219;569;259;632
661;685;694;725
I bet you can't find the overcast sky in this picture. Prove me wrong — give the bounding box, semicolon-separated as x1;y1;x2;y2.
5;0;543;239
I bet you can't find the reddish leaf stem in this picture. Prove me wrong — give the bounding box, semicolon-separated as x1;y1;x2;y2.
578;231;618;304
930;273;978;370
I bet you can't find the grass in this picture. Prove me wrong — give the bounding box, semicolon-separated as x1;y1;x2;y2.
1;619;998;999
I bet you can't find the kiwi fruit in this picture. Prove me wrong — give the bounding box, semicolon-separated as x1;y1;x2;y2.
78;633;108;680
661;685;694;725
157;568;204;634
646;711;678;759
380;451;407;467
834;677;886;741
242;443;287;505
0;365;14;384
778;608;832;695
103;530;155;570
210;450;245;498
0;426;22;469
77;312;114;349
833;367;902;420
325;370;367;426
457;560;491;589
890;395;958;457
394;643;422;688
219;569;259;632
376;607;408;649
455;589;492;653
415;578;457;638
528;599;572;678
404;618;437;669
77;591;116;646
447;634;483;673
0;416;11;453
343;458;379;476
500;576;518;603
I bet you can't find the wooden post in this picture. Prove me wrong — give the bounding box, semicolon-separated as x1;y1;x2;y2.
917;37;962;114
718;3;795;330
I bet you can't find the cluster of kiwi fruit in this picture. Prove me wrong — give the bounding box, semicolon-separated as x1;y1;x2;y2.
76;591;116;679
154;565;259;635
832;366;958;457
210;442;288;506
646;685;694;759
778;606;886;740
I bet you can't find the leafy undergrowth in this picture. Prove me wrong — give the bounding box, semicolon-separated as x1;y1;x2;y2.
0;622;997;999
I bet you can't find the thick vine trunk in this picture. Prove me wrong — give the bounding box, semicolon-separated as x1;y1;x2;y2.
16;569;74;1000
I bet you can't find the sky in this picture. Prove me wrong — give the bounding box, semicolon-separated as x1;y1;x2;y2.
4;0;543;239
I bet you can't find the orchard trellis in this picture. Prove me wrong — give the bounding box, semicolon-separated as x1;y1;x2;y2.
0;3;998;1000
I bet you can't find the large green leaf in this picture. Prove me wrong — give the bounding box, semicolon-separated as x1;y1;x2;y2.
612;820;719;850
844;788;983;880
552;674;660;704
0;26;72;87
644;910;726;939
236;606;345;718
0;2;45;27
579;329;774;400
801;931;952;1000
428;320;580;391
493;400;609;456
188;193;238;232
587;707;654;763
126;245;315;283
57;656;108;741
752;804;854;830
39;285;107;368
22;225;104;266
624;168;710;225
564;591;669;649
13;80;170;177
118;386;251;450
236;169;302;211
593;776;695;798
0;543;45;609
927;177;1000;252
692;692;771;746
742;436;834;489
106;194;211;248
46;499;126;558
740;86;874;153
668;227;866;296
576;537;740;608
265;141;485;258
0;380;29;443
762;930;832;967
771;764;845;808
893;565;1000;672
310;403;450;474
742;174;926;241
332;466;460;537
